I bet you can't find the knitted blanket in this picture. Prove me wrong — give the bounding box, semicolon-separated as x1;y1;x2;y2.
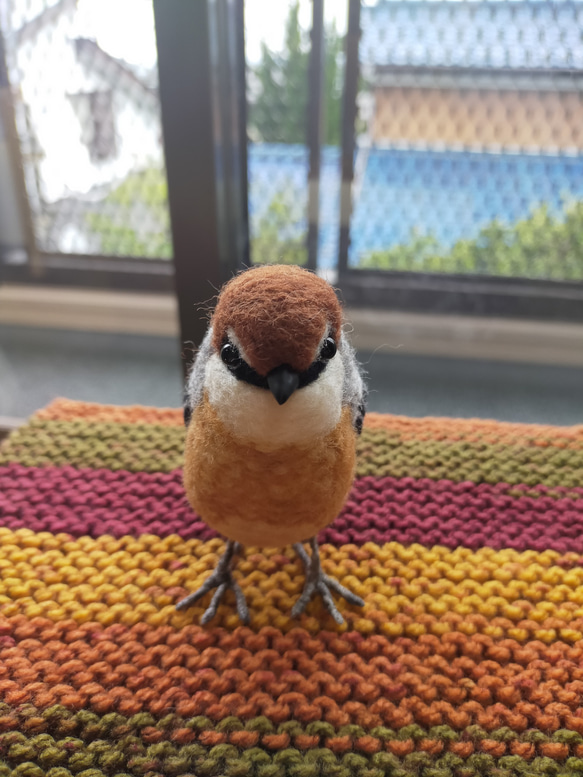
0;399;582;777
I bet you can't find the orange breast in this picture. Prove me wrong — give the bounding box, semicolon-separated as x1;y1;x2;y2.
183;397;356;548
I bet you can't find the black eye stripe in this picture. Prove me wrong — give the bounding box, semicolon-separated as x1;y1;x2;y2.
297;360;328;388
227;359;269;389
221;350;330;390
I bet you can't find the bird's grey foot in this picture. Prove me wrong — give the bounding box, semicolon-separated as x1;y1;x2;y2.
176;540;249;625
291;537;364;625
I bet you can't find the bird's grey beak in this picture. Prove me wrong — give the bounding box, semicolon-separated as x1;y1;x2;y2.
267;365;300;405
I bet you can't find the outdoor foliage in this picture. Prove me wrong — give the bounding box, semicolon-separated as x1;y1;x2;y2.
88;166;583;282
251;189;307;266
86;167;308;265
249;2;343;145
85;168;171;258
360;201;583;280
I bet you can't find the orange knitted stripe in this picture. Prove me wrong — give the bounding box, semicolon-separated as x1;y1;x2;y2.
2;616;583;734
35;398;184;426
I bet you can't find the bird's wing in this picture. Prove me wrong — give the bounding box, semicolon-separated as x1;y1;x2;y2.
184;327;214;426
339;332;367;434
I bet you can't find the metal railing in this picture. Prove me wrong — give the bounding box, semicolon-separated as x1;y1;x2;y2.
1;0;583;360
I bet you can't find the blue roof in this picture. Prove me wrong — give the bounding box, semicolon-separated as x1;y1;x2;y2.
360;1;583;71
248;143;583;269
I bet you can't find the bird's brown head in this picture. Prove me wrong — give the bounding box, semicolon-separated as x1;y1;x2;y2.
211;265;343;378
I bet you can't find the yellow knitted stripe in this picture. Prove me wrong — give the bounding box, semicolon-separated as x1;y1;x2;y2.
2;528;583;642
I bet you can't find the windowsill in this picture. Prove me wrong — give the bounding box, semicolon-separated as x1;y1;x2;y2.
0;416;23;439
0;283;581;367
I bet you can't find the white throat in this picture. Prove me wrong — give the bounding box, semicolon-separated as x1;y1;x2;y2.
204;353;345;450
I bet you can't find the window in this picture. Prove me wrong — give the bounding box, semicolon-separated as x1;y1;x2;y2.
69;90;116;162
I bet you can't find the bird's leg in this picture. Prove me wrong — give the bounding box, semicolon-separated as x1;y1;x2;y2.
291;537;364;624
176;540;249;625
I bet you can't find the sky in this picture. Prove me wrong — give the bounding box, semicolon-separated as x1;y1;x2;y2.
7;0;532;73
7;0;493;71
72;0;349;69
245;0;348;62
75;0;159;69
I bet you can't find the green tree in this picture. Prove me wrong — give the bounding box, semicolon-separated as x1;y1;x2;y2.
85;168;171;258
86;169;310;266
251;188;307;266
322;21;343;146
249;2;343;145
359;201;583;281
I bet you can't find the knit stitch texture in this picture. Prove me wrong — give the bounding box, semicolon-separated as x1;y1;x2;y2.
1;398;582;777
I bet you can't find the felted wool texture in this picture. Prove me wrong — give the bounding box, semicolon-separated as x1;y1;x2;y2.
339;331;367;430
202;348;346;449
211;264;343;375
186;326;214;410
184;397;357;547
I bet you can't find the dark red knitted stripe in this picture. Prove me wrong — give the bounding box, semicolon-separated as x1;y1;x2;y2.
0;464;214;542
333;476;583;553
1;464;582;553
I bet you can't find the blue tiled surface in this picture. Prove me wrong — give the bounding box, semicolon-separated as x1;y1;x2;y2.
349;148;583;264
360;1;583;71
248;144;308;225
248;144;340;268
248;143;583;268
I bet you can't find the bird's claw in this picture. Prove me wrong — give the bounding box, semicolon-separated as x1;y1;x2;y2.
291;573;364;624
176;541;249;624
292;539;364;624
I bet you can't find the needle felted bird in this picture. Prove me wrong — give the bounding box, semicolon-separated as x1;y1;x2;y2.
177;264;367;625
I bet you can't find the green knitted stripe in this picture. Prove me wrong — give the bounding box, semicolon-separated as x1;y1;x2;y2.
2;419;582;488
0;705;582;776
0;419;185;472
356;427;583;487
0;740;578;777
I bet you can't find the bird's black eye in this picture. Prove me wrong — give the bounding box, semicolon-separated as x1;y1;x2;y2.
320;337;337;360
221;342;241;367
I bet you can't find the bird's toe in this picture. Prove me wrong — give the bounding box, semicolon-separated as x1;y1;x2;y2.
292;570;364;624
176;541;249;625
